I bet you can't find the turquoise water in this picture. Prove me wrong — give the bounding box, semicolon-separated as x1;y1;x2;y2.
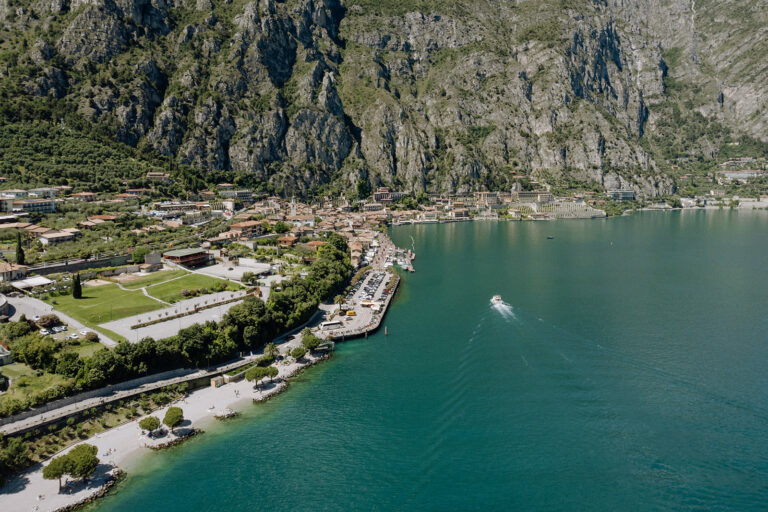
94;211;768;511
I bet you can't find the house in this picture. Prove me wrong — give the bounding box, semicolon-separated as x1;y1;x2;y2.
29;187;58;198
362;202;384;212
607;190;636;201
277;236;299;247
147;171;171;181
70;192;97;202
78;219;103;229
372;187;406;203
287;214;316;227
229;220;263;239
125;188;151;196
0;189;28;198
517;191;554;203
114;193;139;201
449;208;470;219
306;241;327;251
162;248;213;268
12;275;53;291
0;262;29;281
12;199;56;214
221;189;254;203
39;230;77;245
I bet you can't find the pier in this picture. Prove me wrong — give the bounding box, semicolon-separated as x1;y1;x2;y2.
325;273;400;342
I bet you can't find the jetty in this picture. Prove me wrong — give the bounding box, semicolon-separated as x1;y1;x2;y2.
326;273;400;342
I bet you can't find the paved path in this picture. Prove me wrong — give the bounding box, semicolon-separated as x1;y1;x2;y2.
0;306;332;437
99;290;250;343
7;295;118;348
141;287;170;305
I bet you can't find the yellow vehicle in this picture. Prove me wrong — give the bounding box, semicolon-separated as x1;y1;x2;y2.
346;310;357;316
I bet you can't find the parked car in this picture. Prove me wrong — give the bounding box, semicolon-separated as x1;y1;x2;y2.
39;329;50;335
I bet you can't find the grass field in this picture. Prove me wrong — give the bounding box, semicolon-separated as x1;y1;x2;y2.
68;339;104;358
46;283;163;327
146;274;242;303
118;269;189;290
0;363;67;405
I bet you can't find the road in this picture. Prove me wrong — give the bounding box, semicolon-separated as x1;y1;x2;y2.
7;295;119;348
0;301;332;436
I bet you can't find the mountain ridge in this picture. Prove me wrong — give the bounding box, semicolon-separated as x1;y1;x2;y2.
1;0;766;197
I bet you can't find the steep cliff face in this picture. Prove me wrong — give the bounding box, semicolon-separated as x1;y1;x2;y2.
1;0;766;196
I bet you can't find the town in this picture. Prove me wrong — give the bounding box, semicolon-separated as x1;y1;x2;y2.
0;165;767;511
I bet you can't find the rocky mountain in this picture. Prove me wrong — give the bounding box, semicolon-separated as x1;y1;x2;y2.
1;0;766;197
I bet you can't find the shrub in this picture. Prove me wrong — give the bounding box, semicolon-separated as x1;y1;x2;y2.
84;332;99;342
255;355;274;367
291;347;306;360
139;416;160;432
36;314;62;329
301;328;321;352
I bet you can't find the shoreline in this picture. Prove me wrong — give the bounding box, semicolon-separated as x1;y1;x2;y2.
0;341;336;512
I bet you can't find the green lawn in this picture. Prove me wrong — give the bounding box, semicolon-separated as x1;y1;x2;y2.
68;339;104;358
118;269;189;290
0;362;67;404
146;274;242;303
46;283;163;327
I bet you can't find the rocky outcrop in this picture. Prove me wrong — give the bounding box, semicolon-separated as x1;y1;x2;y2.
5;0;768;196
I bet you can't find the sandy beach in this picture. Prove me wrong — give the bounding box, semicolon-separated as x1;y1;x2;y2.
0;334;327;512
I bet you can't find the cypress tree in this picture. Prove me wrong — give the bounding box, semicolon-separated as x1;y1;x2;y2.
15;231;24;265
72;273;82;299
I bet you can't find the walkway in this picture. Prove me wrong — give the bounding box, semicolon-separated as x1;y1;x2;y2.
99;290;250;343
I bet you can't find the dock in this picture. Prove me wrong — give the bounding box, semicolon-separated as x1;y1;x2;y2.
326;273;400;342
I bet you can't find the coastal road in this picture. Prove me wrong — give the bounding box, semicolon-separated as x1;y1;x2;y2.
0;349;277;436
0;305;332;437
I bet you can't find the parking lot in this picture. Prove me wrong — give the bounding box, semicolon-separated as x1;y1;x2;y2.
317;270;394;338
194;259;272;282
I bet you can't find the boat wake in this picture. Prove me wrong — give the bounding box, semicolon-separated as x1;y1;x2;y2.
491;299;517;320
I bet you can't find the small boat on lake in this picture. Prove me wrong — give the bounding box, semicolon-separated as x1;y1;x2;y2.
491;295;503;306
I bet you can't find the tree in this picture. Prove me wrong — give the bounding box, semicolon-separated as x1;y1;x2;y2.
37;314;62;329
72;273;82;299
67;444;99;483
357;179;371;199
163;407;184;433
139;416;160;433
273;221;290;234
334;294;345;312
291;347;306;360
84;331;99;342
301;328;321;352
265;366;278;381
263;342;279;359
43;455;71;490
15;231;24;265
245;366;267;383
132;246;150;264
326;232;348;253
